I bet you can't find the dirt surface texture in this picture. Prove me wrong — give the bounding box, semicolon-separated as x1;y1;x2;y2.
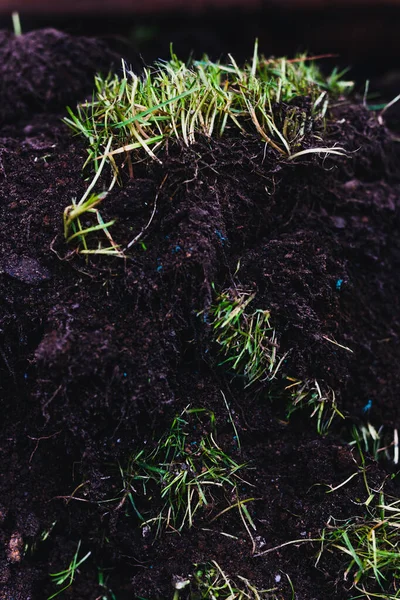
0;29;399;600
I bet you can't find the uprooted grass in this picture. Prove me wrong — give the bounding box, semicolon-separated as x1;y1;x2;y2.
321;491;400;599
349;422;400;467
178;560;284;599
316;437;400;599
63;45;351;257
207;286;344;434
65;42;351;177
110;406;257;546
284;378;345;436
207;286;284;387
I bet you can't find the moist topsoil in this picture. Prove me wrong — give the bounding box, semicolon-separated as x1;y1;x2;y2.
0;29;399;600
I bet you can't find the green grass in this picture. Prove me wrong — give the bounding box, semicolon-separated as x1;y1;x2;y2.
208;287;285;387
316;439;400;598
255;448;400;598
137;561;284;599
207;287;344;434
114;406;256;544
349;422;399;466
47;540;91;599
186;561;282;599
65;42;351;177
63;45;351;257
63;137;124;257
321;492;400;599
284;377;345;435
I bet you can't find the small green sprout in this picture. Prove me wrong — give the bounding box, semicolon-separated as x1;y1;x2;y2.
47;540;91;599
12;12;22;36
97;567;117;600
208;288;285;387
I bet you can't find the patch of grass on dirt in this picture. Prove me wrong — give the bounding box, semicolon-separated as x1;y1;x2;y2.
208;287;285;387
172;560;283;599
65;41;351;176
208;287;344;434
137;562;281;599
349;422;400;466
63;45;351;258
316;438;400;599
114;406;256;543
321;491;400;599
285;378;345;435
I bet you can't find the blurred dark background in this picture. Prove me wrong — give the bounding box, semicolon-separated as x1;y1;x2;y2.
1;0;399;99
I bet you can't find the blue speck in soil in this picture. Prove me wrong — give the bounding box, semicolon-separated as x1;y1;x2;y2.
215;229;226;244
123;372;127;377
362;399;373;414
156;265;163;272
24;373;28;379
172;245;181;253
336;279;344;290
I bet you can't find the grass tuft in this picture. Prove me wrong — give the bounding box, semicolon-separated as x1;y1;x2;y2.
207;287;343;434
115;406;255;543
185;560;281;599
285;378;345;435
65;42;352;177
64;45;352;257
350;423;399;466
208;287;285;387
322;492;400;599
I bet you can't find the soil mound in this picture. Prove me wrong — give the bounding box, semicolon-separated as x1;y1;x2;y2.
0;28;119;124
0;29;399;600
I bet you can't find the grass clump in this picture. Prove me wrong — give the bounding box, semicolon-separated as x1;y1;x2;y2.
321;492;400;599
65;42;351;176
208;287;285;387
173;561;282;599
117;406;255;541
63;45;351;256
207;287;343;434
285;378;345;435
350;422;399;466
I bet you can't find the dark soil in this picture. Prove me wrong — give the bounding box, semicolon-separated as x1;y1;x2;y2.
0;29;400;600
